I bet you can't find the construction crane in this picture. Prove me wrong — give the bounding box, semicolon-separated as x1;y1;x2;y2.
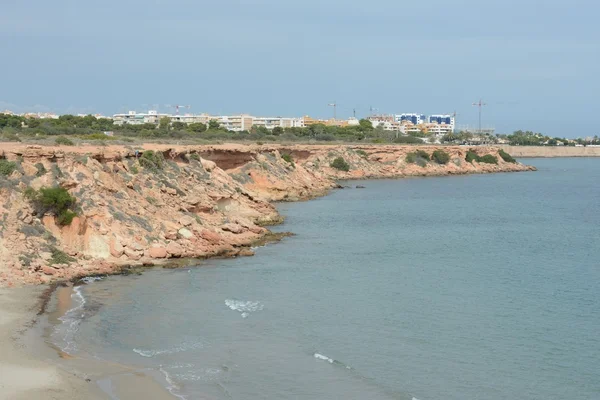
472;99;486;133
166;104;191;115
328;101;337;120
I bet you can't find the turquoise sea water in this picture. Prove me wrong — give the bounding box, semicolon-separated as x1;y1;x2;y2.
54;158;600;399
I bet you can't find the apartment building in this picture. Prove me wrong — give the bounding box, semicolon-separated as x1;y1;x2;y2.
112;110;168;125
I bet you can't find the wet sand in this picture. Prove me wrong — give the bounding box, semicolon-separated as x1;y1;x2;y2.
0;285;176;400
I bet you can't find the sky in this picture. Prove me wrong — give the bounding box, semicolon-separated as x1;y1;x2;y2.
1;0;598;136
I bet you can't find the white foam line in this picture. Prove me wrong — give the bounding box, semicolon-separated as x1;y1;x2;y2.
159;366;188;400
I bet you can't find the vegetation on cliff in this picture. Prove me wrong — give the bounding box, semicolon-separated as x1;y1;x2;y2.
499;149;516;163
0;159;17;176
330;157;350;171
432;150;450;164
465;150;498;164
24;186;78;225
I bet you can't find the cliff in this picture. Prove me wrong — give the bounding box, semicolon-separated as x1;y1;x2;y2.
0;143;534;287
497;145;600;158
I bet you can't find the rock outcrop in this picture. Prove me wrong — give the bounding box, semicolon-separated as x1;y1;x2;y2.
0;143;535;287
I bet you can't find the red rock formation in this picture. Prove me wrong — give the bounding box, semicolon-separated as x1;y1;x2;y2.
0;143;534;287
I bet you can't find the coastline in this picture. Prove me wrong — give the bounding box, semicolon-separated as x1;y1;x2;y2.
0;143;537;399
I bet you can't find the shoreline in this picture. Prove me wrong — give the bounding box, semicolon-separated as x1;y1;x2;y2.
0;144;537;398
0;282;181;400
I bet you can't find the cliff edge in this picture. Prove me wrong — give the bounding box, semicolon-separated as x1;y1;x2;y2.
0;143;534;286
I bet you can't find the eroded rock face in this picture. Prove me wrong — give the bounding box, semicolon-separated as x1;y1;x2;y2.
0;143;534;287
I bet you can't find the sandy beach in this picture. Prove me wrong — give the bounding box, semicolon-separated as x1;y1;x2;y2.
0;285;177;399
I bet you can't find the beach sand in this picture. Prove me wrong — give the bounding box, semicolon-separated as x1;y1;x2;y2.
0;285;177;400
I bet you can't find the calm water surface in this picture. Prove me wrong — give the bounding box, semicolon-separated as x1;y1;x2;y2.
55;158;600;400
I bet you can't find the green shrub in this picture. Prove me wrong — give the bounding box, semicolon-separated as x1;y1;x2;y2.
406;152;428;167
78;133;117;141
356;149;368;159
478;154;498;164
415;158;428;167
415;150;430;160
431;150;450;164
139;150;165;172
25;186;77;225
49;247;75;265
330;157;350;172
1;132;21;142
130;166;139;174
281;153;294;164
189;153;200;161
34;163;47;176
393;136;423;144
0;159;17;176
499;149;516;163
55;136;74;146
57;210;77;225
465;150;479;163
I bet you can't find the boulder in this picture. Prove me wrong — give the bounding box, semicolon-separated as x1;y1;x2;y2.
178;228;194;239
41;266;56;276
200;158;216;171
124;248;142;260
165;230;178;240
148;245;168;259
178;215;195;227
109;237;124;257
200;230;223;244
166;242;184;257
221;223;244;234
129;242;145;251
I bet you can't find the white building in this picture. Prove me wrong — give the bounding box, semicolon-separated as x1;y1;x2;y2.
112;110;168;125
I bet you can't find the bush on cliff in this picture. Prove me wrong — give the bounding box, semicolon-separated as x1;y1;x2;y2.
465;150;479;163
478;154;498;164
393;135;423;144
499;149;516;163
139;150;165;172
281;153;294;164
25;186;78;226
406;151;429;167
465;150;498;164
0;159;17;176
330;157;350;172
432;150;450;165
55;136;74;146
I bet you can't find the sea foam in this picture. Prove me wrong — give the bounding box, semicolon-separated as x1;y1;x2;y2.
225;299;264;318
133;341;204;358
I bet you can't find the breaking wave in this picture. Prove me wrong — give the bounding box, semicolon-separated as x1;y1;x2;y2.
225;299;264;318
313;353;352;369
133;341;204;358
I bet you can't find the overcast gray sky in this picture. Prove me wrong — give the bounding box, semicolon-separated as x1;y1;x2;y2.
1;0;598;136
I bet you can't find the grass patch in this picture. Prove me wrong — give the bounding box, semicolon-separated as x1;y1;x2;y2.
355;149;368;159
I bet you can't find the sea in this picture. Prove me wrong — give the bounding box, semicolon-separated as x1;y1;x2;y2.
51;158;600;400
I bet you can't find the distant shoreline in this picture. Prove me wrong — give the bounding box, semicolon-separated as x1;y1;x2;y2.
497;145;600;158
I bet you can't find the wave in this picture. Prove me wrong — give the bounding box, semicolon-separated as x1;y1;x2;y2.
313;352;352;369
56;285;87;353
225;299;264;318
159;366;188;400
80;276;104;284
133;341;204;358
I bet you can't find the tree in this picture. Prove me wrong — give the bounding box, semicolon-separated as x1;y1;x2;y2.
171;121;186;131
159;117;172;131
208;120;220;130
187;122;207;133
272;126;284;136
358;119;373;131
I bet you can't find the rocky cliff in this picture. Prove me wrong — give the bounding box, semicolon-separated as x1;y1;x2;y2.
0;143;534;287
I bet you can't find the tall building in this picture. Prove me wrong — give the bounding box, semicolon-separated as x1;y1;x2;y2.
395;113;426;125
429;114;455;130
